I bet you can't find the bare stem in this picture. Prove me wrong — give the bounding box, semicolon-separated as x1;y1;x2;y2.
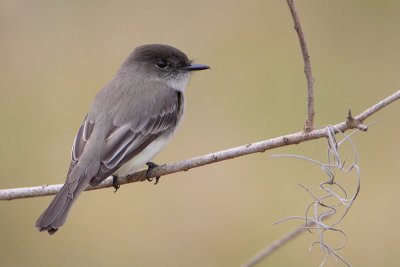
0;90;398;201
241;212;333;267
286;0;315;131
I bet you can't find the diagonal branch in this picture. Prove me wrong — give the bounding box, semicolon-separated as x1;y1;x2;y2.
0;90;399;201
241;212;333;267
286;0;315;131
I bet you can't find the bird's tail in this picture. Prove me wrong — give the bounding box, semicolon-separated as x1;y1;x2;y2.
35;173;87;235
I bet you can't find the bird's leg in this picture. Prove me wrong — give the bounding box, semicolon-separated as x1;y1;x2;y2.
112;175;120;193
146;162;161;185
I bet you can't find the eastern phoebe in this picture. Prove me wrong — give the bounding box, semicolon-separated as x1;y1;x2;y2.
36;44;209;234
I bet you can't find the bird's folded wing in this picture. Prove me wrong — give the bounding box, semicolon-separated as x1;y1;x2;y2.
70;95;181;186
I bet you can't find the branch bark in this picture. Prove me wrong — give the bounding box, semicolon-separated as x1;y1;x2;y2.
1;90;399;201
286;0;315;131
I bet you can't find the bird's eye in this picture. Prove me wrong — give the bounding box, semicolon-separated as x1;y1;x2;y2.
156;59;168;69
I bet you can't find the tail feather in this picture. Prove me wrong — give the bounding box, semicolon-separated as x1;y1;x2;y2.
36;173;88;235
35;184;72;234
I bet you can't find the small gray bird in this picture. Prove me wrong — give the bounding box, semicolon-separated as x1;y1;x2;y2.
36;44;209;234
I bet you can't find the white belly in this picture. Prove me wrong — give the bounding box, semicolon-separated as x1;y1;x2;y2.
113;134;171;177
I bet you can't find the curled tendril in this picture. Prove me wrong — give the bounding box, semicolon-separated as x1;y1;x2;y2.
271;125;365;266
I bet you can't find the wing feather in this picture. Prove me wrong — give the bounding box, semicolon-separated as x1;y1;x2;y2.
69;89;183;187
71;119;94;162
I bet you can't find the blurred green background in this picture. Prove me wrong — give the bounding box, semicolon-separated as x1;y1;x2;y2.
0;1;399;266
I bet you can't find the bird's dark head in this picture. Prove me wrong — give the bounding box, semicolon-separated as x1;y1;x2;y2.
120;44;209;91
131;44;209;72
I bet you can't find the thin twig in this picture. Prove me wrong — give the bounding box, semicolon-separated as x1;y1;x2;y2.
286;0;315;131
241;212;332;267
0;90;398;201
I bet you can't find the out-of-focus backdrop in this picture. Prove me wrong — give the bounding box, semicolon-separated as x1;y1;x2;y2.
1;1;399;266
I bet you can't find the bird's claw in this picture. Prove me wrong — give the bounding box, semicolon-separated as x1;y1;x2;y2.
112;175;120;193
146;162;161;185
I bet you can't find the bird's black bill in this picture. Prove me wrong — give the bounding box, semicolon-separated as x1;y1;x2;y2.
183;63;210;71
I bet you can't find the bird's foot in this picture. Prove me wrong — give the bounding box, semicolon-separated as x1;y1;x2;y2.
146;162;161;185
112;175;120;193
